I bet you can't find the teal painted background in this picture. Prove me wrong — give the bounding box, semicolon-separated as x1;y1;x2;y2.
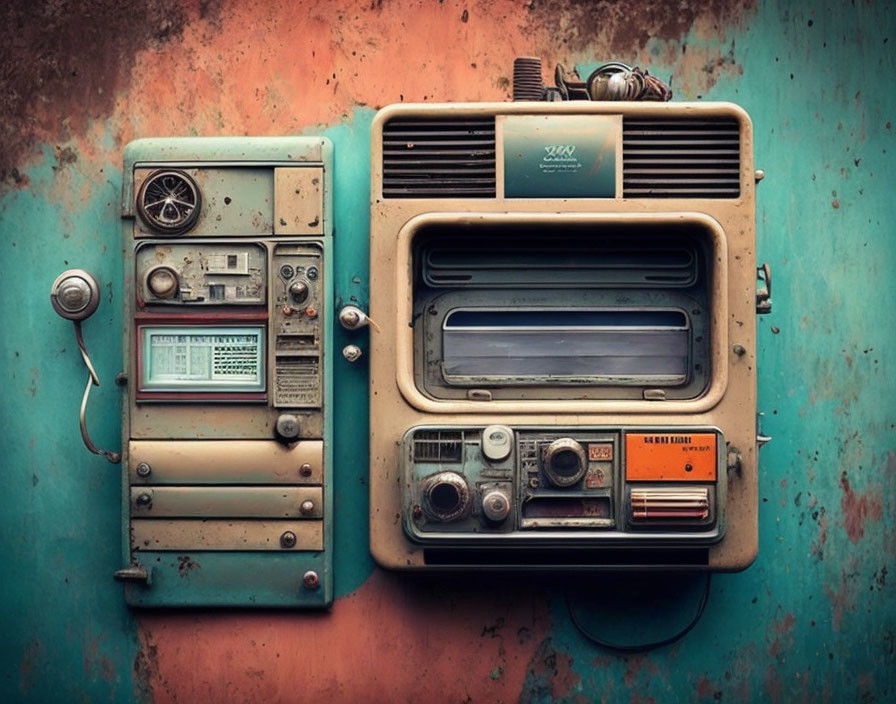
1;0;893;701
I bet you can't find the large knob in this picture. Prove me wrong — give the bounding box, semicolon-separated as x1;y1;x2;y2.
422;472;472;522
50;269;100;321
289;279;310;304
543;438;587;488
146;266;179;299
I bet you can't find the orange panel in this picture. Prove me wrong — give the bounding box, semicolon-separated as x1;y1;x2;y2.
625;433;717;481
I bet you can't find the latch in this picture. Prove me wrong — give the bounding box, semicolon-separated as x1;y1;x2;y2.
756;263;772;314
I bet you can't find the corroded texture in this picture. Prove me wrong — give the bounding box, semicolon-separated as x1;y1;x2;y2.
1;0;894;702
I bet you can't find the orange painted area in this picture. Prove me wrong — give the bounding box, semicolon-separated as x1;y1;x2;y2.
625;432;717;481
136;569;551;702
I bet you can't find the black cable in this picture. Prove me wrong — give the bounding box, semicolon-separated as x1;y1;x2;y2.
566;573;712;654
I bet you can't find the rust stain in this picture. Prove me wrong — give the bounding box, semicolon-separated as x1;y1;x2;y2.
176;555;201;577
767;612;796;657
0;0;193;188
839;470;883;544
18;639;42;694
764;663;782;703
696;675;720;699
136;569;550;703
824;562;858;633
3;0;757;191
521;637;586;703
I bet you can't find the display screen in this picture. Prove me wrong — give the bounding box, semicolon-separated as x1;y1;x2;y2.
140;326;265;392
441;309;689;385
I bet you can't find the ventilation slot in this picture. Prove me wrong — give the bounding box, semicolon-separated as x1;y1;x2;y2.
382;118;496;198
413;431;464;462
623;119;741;198
630;488;710;522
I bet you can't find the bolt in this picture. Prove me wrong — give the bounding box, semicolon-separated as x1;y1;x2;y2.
280;531;297;549
300;500;315;515
303;570;320;590
685;463;693;472
135;493;152;506
299;463;313;477
305;306;317;318
136;462;152;477
281;305;293;316
733;344;746;356
342;344;362;362
528;478;539;489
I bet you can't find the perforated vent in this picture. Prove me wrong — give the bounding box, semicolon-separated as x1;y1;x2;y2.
413;430;464;462
382;118;496;198
622;118;741;198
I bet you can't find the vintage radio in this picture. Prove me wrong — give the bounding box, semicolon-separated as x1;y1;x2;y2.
368;102;767;570
116;137;334;606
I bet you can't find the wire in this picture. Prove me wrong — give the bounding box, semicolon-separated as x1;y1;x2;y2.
566;573;712;653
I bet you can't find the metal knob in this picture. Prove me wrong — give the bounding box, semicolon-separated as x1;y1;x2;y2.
146;266;179;299
289;279;310;303
276;414;301;440
481;489;511;522
339;305;369;330
543;438;587;488
50;269;100;321
422;472;472;522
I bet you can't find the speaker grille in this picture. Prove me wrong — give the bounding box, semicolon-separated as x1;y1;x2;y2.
622;118;741;198
382;118;496;198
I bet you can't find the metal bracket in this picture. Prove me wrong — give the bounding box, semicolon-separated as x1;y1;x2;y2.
114;565;151;584
756;263;773;314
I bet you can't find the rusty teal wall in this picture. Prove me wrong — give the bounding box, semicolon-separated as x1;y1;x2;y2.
1;0;893;702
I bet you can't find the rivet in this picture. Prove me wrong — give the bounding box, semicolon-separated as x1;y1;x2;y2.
299;463;313;477
136;462;152;477
300;500;315;515
303;570;320;590
280;531;297;548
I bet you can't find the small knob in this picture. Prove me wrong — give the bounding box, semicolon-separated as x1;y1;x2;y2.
481;489;511;522
276;414;301;440
146;267;179;299
481;425;513;462
289;280;310;303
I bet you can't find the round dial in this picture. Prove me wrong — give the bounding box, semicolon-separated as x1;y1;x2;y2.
145;266;179;299
543;438;587;488
137;170;201;234
422;472;472;522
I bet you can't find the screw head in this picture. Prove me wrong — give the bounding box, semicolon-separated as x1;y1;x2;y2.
299;463;313;477
136;462;152;477
300;500;315;515
135;493;152;507
280;531;297;549
303;570;320;590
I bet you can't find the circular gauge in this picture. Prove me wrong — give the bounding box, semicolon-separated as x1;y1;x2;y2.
137;170;201;234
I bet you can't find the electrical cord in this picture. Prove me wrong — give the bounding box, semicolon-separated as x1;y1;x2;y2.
566;573;712;653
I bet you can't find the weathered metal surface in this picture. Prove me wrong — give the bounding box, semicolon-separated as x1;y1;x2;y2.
1;0;893;702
